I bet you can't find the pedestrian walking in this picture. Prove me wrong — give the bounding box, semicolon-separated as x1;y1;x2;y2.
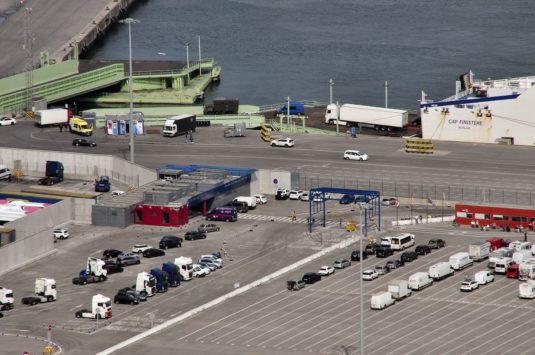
292;210;297;222
189;130;194;143
185;131;189;143
524;232;528;242
59;124;63;132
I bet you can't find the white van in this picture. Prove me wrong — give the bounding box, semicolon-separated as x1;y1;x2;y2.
0;165;12;181
519;280;535;299
449;252;473;271
494;257;514;274
233;196;257;209
474;270;494;285
408;272;433;291
513;250;532;264
370;291;395;310
428;262;454;281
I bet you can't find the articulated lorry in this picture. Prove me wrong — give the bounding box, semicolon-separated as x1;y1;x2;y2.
35;108;69;127
21;278;57;305
203;98;239;115
75;294;112;319
0;286;14;310
325;103;409;131
72;257;108;285
162;114;196;137
38;161;64;186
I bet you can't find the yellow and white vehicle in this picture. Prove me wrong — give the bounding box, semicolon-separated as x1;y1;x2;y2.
69;117;93;136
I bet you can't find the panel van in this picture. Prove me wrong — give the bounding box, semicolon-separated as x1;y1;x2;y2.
408;272;433;291
206;207;237;222
449;252;473;271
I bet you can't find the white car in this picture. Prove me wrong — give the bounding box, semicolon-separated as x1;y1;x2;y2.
53;229;69;240
312;193;324;202
112;190;125;197
192;264;210;277
253;194;267;204
132;243;152;253
344;149;369;161
362;269;379;281
0;117;16;126
318;266;335;276
300;191;310;201
460;279;479;292
271;138;294;148
289;190;303;200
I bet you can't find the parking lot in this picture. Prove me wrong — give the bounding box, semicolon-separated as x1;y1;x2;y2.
108;223;535;355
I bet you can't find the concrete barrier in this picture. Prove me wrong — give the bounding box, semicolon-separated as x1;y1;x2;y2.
392;215;455;226
97;235;359;355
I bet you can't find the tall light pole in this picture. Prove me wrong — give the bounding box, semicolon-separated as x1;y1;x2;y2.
119;17;139;163
359;206;365;355
329;78;334;105
185;41;190;81
197;35;202;76
385;80;389;108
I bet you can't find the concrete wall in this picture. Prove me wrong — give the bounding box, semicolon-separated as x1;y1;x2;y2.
251;169;292;195
0;148;155;187
73;198;95;224
0;231;55;276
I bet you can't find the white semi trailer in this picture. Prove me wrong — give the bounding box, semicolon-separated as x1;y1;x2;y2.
325;103;409;131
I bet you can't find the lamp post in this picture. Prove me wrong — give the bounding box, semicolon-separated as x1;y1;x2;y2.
119;17;139;163
359;206;365;355
329;78;334;105
197;35;202;76
185;41;190;81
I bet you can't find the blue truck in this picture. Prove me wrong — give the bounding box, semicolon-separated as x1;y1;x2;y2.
277;101;305;116
162;262;180;287
95;176;111;192
39;161;64;186
150;268;169;293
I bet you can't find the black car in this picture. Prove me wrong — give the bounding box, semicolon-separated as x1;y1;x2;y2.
365;243;381;255
114;288;144;305
415;245;432;255
103;260;124;274
339;194;355;204
72;138;97;147
401;251;418;262
428;239;446;249
184;231;207;241
351;250;368;261
103;249;123;259
376;247;394;258
275;191;289;200
228;201;248;213
142;248;166;258
159;235;182;249
386;259;404;270
302;272;322;284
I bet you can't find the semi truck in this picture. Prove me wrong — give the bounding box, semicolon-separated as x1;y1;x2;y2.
69;117;93;136
469;241;491;262
150;268;169;293
387;280;411;300
325;103;409;131
162;262;180;287
72;257;108;285
135;272;156;297
38;161;64;186
75;294;112;319
203;98;239;115
35;108;69;127
0;286;14;310
21;278;57;306
162;114;196;137
95;176;111;192
174;256;193;281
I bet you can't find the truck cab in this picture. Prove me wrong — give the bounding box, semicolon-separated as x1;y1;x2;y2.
150;268;169;293
162;262;180;287
95;176;111;192
75;294;112;319
39;161;64;186
0;287;14;310
174;257;193;281
136;272;157;297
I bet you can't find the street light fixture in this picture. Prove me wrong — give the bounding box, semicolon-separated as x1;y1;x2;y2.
185;42;190;81
119;17;139;164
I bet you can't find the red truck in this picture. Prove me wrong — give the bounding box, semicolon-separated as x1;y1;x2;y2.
506;263;519;279
487;238;511;251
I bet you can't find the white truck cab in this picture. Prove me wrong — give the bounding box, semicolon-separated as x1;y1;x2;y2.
35;278;57;300
174;256;193;281
87;257;107;277
136;272;156;297
75;294;112;319
0;286;14;310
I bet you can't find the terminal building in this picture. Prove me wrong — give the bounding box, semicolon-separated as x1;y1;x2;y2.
420;72;535;146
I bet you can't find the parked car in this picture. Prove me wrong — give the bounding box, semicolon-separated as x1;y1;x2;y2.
199;257;222;268
300;191;310;201
199;262;218;272
271;137;294;147
111;190;125;197
114;288;141;305
376;247;394;258
102;249;123;259
318;266;335;276
355;196;370;205
184;231;207;241
276;189;290;200
381;197;397;206
351;250;367;261
103;260;124;274
142;248;166;258
159;235;182;249
116;252;140;266
401;251;418;263
287;279;305;291
53;229;69;240
460;278;480;292
415;245;432;256
363;269;379;280
289;190;303;200
132;244;152;254
339;194;355;204
365;243;381;255
302;272;322;284
428;239;446;249
192;264;210;278
375;265;390;275
0;117;16;126
386;259;404;270
198;224;220;233
253;194;268;204
334;259;351;269
229;200;248;213
72;138;97;147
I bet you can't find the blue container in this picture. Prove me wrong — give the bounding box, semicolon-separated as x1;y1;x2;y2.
351;127;357;138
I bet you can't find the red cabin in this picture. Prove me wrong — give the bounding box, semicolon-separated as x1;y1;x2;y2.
455;204;535;230
487;237;510;251
506;264;519;279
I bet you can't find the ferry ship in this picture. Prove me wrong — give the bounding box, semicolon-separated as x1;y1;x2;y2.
420;72;535;146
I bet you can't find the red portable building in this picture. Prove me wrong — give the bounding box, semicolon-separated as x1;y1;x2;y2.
133;204;188;227
455;204;535;230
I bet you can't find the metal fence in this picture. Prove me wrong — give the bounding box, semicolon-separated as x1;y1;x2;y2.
297;174;535;206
